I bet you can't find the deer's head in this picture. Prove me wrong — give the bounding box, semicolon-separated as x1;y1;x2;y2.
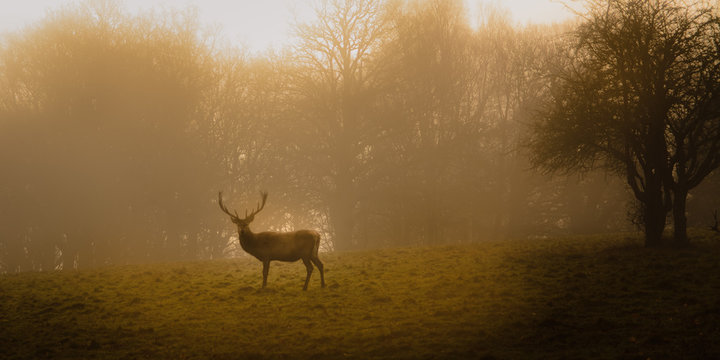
218;191;268;232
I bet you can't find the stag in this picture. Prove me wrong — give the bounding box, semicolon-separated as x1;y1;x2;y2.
218;191;325;290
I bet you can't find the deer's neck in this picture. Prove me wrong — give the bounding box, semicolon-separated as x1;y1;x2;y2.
238;227;256;251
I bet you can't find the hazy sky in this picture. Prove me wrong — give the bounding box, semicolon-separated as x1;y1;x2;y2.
0;0;577;53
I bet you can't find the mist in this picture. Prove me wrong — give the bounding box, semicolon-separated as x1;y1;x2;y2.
1;0;718;272
3;1;720;359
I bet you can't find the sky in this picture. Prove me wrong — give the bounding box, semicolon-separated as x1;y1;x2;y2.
0;0;578;54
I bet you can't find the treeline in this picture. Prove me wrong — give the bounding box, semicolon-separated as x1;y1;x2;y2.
0;0;716;272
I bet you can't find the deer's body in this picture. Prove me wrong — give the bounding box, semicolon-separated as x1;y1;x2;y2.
239;229;320;262
220;191;325;290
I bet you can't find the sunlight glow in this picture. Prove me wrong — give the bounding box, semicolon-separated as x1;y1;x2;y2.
0;0;579;52
464;0;578;27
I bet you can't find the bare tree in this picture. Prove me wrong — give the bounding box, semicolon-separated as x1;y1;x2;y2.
530;0;720;247
290;0;393;250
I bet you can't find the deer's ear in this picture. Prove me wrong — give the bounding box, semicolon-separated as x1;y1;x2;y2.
246;214;255;223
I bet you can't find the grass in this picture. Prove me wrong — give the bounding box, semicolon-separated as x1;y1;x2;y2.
1;231;720;359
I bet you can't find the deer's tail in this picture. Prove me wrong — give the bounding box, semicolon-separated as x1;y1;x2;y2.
312;231;321;256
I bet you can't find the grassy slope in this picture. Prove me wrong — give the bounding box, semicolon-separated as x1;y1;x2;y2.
1;232;720;360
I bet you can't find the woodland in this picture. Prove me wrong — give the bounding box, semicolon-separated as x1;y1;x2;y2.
1;0;719;271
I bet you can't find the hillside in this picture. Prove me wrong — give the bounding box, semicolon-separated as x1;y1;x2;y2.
1;233;720;359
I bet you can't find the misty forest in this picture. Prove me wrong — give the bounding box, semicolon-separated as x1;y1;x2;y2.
2;0;720;359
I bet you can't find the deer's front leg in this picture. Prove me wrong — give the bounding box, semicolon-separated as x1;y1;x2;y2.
262;260;270;288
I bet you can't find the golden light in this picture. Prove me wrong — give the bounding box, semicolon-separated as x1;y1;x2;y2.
0;0;578;54
464;0;578;25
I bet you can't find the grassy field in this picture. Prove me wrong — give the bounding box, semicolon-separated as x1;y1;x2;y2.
1;232;720;359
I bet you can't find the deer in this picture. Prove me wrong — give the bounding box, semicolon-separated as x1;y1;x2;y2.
711;210;720;233
218;191;325;291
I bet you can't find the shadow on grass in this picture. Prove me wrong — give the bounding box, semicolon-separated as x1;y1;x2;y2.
508;234;720;359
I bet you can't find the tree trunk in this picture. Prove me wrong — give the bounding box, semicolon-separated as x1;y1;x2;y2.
330;172;356;251
642;101;671;247
642;179;668;247
331;207;355;251
672;188;689;246
643;203;666;247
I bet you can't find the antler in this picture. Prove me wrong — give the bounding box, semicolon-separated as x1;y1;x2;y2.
245;191;268;220
218;191;240;221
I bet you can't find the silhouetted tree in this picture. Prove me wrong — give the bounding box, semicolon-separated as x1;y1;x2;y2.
530;0;720;247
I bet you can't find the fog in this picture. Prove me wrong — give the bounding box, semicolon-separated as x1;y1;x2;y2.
1;0;718;272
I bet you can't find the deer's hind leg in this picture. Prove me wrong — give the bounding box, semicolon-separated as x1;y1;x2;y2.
302;258;313;291
310;256;325;288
